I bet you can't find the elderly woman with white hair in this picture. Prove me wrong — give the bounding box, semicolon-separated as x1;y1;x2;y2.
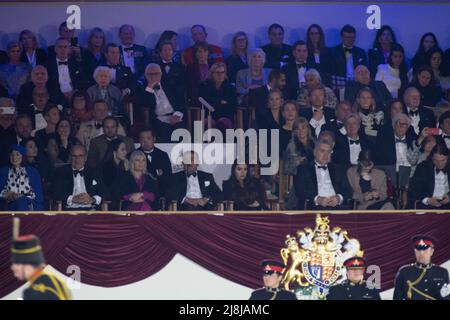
235;48;272;106
86;66;123;115
296;68;337;109
112;150;159;211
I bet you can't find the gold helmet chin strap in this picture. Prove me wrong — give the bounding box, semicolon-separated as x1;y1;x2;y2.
13;217;20;240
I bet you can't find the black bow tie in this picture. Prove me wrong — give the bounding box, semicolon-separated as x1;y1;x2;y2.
395;138;406;144
58;61;68;66
313;108;322;113
153;84;161;91
344;47;353;53
163;62;172;67
349;139;360;145
297;63;307;69
443;135;450;140
123;47;133;52
95;122;102;130
436;168;447;174
409;110;419;117
73;170;84;177
316;164;327;170
187;172;197;178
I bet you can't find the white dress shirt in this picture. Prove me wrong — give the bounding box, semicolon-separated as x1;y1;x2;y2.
56;58;73;93
345;49;354;80
442;133;450;149
348;136;362;165
184;173;203;201
309;109;326;137
146;84;183;123
121;45;135;73
423;169;450;205
395;135;410;171
313;162;343;205
67;167;101;208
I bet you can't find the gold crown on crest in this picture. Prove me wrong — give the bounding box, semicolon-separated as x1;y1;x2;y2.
314;214;330;232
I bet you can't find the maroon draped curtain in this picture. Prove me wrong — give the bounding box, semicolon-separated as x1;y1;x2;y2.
1;212;450;298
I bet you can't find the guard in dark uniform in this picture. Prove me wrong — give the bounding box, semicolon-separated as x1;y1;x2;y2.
249;260;297;300
327;256;381;300
11;233;71;300
393;235;450;300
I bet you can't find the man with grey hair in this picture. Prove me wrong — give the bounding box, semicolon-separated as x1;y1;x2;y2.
294;140;351;210
137;63;185;142
375;113;420;191
333;113;371;168
344;64;392;109
402;86;435;137
167;150;223;211
118;24;149;79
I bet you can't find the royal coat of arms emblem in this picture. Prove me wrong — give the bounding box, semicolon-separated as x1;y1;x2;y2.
280;214;363;299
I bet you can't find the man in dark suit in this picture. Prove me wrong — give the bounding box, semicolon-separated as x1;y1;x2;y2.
118;24;149;80
53;145;104;210
299;85;335;138
438;111;450;149
409;143;450;209
375;113;419;192
248;69;286;110
137;63;185;143
137;129;172;198
157;40;186;102
167;151;222;211
282;40;317;99
344;65;392;110
103;43;136;97
261;24;292;69
329;25;367;90
86;116;135;169
333;113;371;168
47;21;82;61
47;38;86;101
322;100;352;137
402;86;436;138
294;140;352;210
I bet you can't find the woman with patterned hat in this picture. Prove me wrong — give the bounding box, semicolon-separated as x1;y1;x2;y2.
0;144;44;210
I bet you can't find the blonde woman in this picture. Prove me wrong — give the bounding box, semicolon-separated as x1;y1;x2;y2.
236;48;272;105
226;32;249;85
87;66;122;115
82;27;107;81
113;150;158;211
18;30;47;67
353;87;385;141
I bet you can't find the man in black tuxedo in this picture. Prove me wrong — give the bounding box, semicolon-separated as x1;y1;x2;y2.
322;100;352;138
103;43;136;97
47;21;82;61
402;86;436;138
294;140;352;210
52;145;104;210
299;86;335;138
47;38;86;101
248;69;286;109
261;24;292;69
333;113;371;169
118;24;149;80
137;63;185;143
375;113;420;191
329;25;367;90
137;129;172;198
157;40;186;102
18;87;50;130
344;65;392;110
167;151;223;211
282;40;317;99
409;143;450;209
